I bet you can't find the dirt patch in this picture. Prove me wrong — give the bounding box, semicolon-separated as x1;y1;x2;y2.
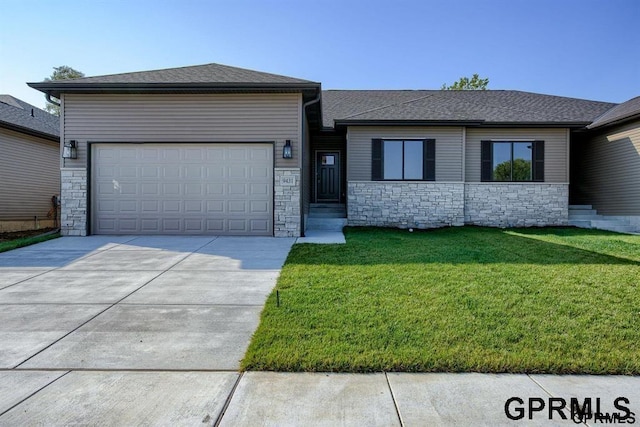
0;228;57;243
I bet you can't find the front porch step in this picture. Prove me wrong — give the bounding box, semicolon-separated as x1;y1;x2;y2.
306;217;347;231
309;203;346;218
569;206;636;234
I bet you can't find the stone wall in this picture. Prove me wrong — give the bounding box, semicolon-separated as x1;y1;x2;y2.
274;168;301;237
464;183;568;227
60;168;87;236
348;182;465;228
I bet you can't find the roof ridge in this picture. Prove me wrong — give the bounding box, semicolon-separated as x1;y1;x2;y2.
340;93;437;120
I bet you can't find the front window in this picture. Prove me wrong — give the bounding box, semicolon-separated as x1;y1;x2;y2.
491;141;533;181
382;140;425;180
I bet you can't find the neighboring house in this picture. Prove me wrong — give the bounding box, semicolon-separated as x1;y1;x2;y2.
27;63;623;237
570;96;640;232
0;95;60;232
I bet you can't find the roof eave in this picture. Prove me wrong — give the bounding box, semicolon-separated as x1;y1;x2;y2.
27;82;321;99
0;120;59;141
333;119;590;128
587;112;640;130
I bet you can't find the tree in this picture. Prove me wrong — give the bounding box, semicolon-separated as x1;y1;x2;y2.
493;159;532;181
44;66;85;115
441;73;489;91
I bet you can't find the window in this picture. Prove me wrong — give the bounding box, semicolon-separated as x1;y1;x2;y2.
481;140;544;182
372;139;435;181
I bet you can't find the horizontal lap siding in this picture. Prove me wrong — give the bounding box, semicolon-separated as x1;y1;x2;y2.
465;128;568;183
0;128;60;220
581;120;640;215
347;126;463;181
62;93;301;168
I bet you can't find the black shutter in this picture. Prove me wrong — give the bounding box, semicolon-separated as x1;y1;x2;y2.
372;139;383;180
423;139;436;181
532;140;544;181
481;140;493;181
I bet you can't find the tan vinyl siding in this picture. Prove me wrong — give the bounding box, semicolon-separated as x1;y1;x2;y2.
580;120;640;215
0;128;60;220
62;93;302;168
465;128;569;183
302;114;311;217
347;126;464;181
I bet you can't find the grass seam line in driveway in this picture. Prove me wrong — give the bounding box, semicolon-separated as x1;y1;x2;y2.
214;371;244;427
0;370;71;417
384;372;405;427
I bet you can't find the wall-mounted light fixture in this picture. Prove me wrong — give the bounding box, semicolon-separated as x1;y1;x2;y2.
282;139;293;159
62;140;78;159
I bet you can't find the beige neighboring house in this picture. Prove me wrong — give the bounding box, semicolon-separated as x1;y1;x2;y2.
0;95;60;232
570;96;640;232
27;63;633;237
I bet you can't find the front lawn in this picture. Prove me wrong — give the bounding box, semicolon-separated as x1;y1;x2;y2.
0;231;60;253
242;227;640;374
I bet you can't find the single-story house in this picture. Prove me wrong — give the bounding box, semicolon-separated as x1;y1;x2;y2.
27;63;634;237
0;95;60;232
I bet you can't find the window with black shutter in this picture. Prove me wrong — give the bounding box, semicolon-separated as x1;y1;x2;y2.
480;140;544;182
371;139;435;181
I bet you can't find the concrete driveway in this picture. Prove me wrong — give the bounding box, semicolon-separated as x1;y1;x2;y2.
0;235;294;424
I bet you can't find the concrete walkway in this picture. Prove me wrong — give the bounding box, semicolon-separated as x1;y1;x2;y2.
1;236;639;425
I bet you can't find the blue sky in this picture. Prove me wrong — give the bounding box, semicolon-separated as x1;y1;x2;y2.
1;0;638;110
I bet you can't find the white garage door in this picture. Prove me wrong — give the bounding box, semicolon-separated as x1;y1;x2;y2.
91;143;273;235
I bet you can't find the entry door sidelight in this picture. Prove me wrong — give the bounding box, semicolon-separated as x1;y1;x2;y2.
316;152;340;202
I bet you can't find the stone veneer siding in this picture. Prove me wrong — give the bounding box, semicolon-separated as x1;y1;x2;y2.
348;182;465;228
60;168;88;236
274;168;301;237
464;183;568;227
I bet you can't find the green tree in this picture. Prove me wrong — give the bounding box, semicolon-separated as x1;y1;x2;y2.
493;159;532;181
44;66;85;115
441;73;489;90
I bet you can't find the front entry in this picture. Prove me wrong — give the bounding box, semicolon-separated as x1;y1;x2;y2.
316;151;340;202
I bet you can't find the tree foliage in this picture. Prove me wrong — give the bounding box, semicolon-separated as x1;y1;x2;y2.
44;66;85;115
493;159;532;181
441;73;489;91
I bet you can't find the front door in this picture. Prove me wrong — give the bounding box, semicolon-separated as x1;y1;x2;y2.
316;151;340;202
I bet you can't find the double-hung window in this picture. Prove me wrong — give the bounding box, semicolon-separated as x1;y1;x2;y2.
481;140;544;182
371;139;435;181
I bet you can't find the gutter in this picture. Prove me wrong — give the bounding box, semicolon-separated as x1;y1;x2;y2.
299;90;322;238
45;93;60;107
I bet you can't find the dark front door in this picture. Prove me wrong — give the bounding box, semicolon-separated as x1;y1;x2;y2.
316;151;340;202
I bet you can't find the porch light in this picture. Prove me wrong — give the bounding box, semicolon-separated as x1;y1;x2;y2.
283;140;293;159
62;140;78;159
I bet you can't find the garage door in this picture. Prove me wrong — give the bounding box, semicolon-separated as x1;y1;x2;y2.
91;143;273;235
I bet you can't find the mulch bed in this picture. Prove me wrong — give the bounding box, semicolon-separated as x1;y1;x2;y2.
0;228;57;243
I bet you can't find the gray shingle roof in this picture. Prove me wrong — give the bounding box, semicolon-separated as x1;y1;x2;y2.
322;90;616;128
587;96;640;129
27;64;320;97
0;95;59;139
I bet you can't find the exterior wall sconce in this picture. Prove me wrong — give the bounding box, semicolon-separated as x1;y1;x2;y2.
282;140;293;159
62;140;78;159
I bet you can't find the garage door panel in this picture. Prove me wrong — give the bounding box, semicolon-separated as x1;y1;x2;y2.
92;143;273;235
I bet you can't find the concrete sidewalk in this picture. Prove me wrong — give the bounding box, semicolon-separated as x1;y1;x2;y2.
1;371;638;425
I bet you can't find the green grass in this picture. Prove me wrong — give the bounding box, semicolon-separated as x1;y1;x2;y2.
0;232;60;253
242;226;640;374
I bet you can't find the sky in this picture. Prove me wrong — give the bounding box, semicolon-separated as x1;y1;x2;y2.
1;0;639;110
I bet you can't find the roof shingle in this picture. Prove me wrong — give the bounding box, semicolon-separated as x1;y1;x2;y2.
322;90;616;128
587;96;640;129
0;95;59;139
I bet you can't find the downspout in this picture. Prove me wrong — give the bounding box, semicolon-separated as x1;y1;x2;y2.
300;90;321;237
46;93;60;107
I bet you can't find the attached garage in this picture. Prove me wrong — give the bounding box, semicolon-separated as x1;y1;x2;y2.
91;143;273;235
